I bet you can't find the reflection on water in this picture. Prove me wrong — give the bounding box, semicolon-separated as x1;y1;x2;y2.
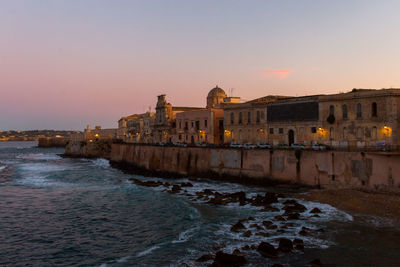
0;141;399;266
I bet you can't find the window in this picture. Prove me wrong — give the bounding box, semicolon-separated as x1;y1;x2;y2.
230;112;234;124
356;127;363;139
195;120;200;130
329;105;335;116
261;111;265;119
342;104;348;119
179;120;182;129
247;111;251;124
204;119;208;128
372;102;377;117
179;134;182;140
357;103;362;118
311;127;317;133
279;128;283;134
191;121;194;127
185;122;188;130
239;112;243;124
270;128;274;134
256;111;260;123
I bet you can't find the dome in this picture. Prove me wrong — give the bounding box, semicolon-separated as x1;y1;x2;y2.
207;86;227;99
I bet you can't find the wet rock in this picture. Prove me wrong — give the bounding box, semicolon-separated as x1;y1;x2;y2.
250;224;263;230
203;189;214;195
242;230;252;237
309;258;323;266
241;245;250;250
293;238;304;246
255;232;270;237
283;199;298;205
283;202;307;213
316;228;325;233
260;205;280;212
286;213;300;220
295;244;304;251
129;178;163;187
212;242;226;251
274;215;286;221
278;238;293;252
299;226;311;236
180;182;193;187
210;251;247;267
309;214;320;218
262;220;273;227
195;254;214;262
209;195;229;205
257;242;278;258
170;184;181;193
230;221;246;232
232;249;241;255
247;216;255;221
265;224;278;230
310;207;322;213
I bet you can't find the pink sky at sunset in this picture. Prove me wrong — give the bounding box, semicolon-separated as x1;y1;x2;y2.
1;0;400;130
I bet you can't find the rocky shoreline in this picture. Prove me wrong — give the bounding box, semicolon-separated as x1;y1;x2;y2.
129;177;325;266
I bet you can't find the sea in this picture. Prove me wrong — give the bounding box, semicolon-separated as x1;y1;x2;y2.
0;141;400;266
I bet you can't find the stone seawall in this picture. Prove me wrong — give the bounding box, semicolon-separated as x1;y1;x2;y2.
38;137;69;147
64;141;400;190
109;143;400;190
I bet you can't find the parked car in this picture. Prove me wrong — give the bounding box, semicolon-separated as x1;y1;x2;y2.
230;142;243;148
311;144;329;151
158;142;166;146
291;143;306;150
220;143;230;148
277;144;289;149
243;143;257;149
257;142;272;149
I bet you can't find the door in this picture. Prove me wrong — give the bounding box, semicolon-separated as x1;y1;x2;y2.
288;129;295;145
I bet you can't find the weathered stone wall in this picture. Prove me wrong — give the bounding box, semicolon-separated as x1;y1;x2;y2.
109;144;400;190
65;140;112;158
38;137;69;147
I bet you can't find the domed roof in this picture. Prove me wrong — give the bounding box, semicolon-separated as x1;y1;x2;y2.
207;86;227;98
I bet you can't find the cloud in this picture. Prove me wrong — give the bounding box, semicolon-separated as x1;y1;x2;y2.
262;69;293;80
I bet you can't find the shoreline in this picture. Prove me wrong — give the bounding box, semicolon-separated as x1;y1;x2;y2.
298;188;400;226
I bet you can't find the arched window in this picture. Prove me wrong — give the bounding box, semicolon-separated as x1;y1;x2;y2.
357;103;362;118
230;112;234;124
342;104;348;119
329;105;335;116
238;112;243;124
372;102;377;117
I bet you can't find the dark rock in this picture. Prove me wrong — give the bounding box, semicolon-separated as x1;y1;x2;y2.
171;184;181;193
286;213;300;220
250;223;263;230
262;220;274;227
255;232;270;237
257;242;278;258
283;199;298;205
278;238;293;252
129;178;163;187
247;216;255;221
241;245;250;250
195;254;214;262
266;224;278;230
242;230;252;237
260;205;280;212
295;244;304;251
212;242;226;251
209;195;228;205
203;189;214;195
310;207;322;213
309;258;323;267
293;238;304;246
274;215;286;221
230;221;246;232
232;249;241;255
210;251;247;267
180;182;193;187
283;202;307;213
299;226;311;236
316;228;325;233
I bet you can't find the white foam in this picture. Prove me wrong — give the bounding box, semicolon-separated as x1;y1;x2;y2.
0;165;6;171
19;163;67;172
116;255;131;263
136;245;160;257
172;226;199;244
92;158;111;168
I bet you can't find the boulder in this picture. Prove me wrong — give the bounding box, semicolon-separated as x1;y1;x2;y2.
274;215;286;221
232;249;241;255
230;221;246;232
180;182;193;187
310;207;322;213
210;251;247;267
283;202;307;213
242;230;252;237
195;254;214;262
278;238;293;252
262;221;274;227
257;242;278;258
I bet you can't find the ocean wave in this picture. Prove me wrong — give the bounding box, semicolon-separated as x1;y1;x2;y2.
136;245;161;257
19;163;67;173
16;153;61;161
0;165;6;171
92;158;111;168
172;226;200;244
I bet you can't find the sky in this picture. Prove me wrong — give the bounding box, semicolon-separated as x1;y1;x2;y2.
1;0;400;130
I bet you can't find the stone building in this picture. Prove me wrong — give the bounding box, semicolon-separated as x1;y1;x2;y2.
223;95;289;144
117;112;155;143
265;89;400;150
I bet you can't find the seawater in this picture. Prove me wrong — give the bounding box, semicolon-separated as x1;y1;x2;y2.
1;141;400;266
